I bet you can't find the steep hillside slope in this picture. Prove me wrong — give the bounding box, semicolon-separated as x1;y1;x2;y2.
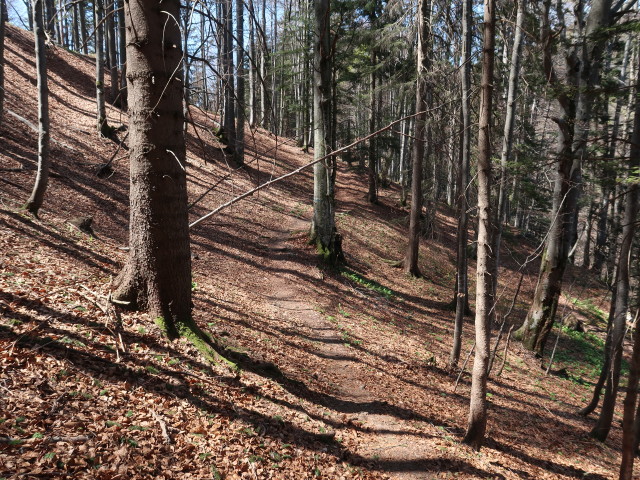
0;23;633;479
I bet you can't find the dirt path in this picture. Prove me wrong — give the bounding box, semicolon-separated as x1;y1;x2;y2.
263;216;435;480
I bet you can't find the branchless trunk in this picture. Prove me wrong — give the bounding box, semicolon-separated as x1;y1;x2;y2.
309;0;340;262
403;0;430;278
594;49;639;445
94;0;110;136
105;0;119;104
117;0;127;107
25;0;50;217
222;0;236;153
79;0;87;54
112;0;208;349
450;0;472;368
367;48;377;204
491;0;526;304
0;0;5;128
236;0;245;164
462;0;495;451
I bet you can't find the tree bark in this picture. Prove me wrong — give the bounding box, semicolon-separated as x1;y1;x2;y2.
309;0;340;262
94;0;110;136
235;0;245;164
593;48;639;444
515;0;611;356
25;0;50;217
491;0;526;307
450;0;472;368
112;0;196;341
117;0;126;108
403;0;430;278
0;0;5;128
367;48;377;203
222;0;236;153
462;0;495;452
79;0;87;54
105;0;119;104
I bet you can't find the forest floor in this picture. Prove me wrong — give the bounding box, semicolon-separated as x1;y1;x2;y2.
0;23;635;479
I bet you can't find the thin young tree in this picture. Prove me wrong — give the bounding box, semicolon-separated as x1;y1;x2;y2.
25;0;50;216
403;0;430;278
450;0;472;368
309;0;340;261
112;0;219;356
462;0;495;451
94;0;110;136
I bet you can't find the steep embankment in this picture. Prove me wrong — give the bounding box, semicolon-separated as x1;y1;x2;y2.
0;23;632;479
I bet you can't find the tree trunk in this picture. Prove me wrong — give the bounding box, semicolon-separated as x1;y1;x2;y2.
450;0;472;369
462;0;495;451
25;0;50;217
105;0;119;104
491;0;526;307
44;0;55;39
367;49;378;203
515;0;611;356
112;0;200;343
117;0;126;108
248;0;256;126
403;0;430;278
620;315;640;479
592;50;639;444
79;0;87;54
309;0;340;262
582;200;595;267
94;0;110;136
0;0;5;128
222;0;236;154
235;0;245;164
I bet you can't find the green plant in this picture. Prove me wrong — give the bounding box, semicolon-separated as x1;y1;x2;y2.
340;269;394;299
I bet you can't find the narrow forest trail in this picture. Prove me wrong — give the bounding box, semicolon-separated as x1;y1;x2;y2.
262;215;437;480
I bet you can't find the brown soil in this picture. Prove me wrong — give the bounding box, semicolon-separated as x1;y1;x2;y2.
0;23;634;480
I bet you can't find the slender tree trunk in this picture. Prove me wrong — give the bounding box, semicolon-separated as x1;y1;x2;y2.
592;50;639;443
450;0;472;368
117;0;126;108
248;0;256;126
582;200;596;267
44;0;55;39
403;0;430;278
492;0;526;304
222;0;236;153
94;0;110;136
106;0;118;104
620;314;640;479
79;0;87;54
367;49;378;203
462;0;495;451
309;0;340;262
25;0;50;217
0;0;5;128
236;0;245;164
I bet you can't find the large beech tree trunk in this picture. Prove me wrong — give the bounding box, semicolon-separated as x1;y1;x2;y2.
309;0;340;262
449;0;472;368
462;0;494;451
403;0;430;278
112;0;195;341
25;0;50;216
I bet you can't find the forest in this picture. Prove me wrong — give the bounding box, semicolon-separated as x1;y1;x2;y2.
0;0;639;477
